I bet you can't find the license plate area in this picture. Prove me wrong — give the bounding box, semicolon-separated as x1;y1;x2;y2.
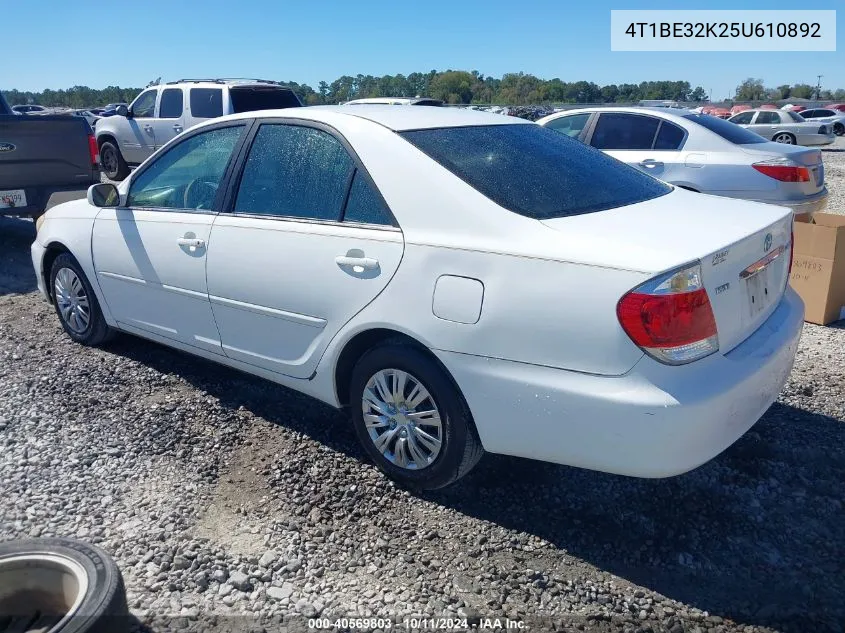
0;189;27;209
744;267;774;318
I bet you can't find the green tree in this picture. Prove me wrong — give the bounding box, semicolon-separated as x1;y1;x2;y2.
689;86;707;102
428;71;475;104
735;78;766;101
790;83;815;99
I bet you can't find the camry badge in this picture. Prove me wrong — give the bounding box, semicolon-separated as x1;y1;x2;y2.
764;233;772;253
0;142;16;153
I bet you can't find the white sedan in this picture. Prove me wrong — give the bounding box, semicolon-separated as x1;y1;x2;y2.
32;106;804;489
536;107;828;215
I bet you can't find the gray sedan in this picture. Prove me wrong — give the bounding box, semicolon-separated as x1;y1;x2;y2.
798;108;845;136
728;109;835;146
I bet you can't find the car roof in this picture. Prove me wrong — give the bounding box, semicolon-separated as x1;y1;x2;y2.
214;105;529;131
541;106;693;122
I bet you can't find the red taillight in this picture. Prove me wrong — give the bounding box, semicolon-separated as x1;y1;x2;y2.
88;134;99;166
617;263;719;365
752;163;810;183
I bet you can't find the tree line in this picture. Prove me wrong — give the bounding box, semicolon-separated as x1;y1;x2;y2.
5;72;844;109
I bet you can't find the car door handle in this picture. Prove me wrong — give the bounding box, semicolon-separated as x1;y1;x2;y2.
335;255;379;270
638;159;663;168
172;125;182;132
177;237;205;249
143;125;153;132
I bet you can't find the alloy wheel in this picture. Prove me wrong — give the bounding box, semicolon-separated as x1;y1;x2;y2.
361;369;443;470
54;267;90;334
774;133;794;144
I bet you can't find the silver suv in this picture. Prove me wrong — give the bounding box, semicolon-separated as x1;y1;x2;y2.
95;79;302;180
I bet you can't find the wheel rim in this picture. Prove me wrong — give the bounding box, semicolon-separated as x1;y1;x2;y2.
775;134;794;144
54;268;91;334
102;146;116;173
0;553;89;633
362;369;443;470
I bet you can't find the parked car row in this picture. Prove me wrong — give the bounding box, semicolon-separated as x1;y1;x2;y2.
727;108;836;145
33;105;803;489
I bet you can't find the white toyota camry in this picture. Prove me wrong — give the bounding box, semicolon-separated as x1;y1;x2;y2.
32;106;804;489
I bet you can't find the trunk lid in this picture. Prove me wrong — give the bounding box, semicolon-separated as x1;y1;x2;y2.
739;143;824;196
540;188;793;354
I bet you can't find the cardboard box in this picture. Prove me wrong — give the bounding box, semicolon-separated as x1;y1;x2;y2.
789;212;845;325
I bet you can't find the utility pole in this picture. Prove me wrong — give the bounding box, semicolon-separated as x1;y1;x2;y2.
816;75;823;101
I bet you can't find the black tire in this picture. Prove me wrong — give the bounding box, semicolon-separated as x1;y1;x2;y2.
834;122;844;136
349;342;484;490
99;141;129;181
49;253;115;346
0;537;128;633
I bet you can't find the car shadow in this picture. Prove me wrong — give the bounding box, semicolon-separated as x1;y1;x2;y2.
0;216;38;295
102;334;844;632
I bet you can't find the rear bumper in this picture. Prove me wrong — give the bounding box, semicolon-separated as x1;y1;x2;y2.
797;133;836;146
437;287;804;478
0;180;98;217
749;186;828;215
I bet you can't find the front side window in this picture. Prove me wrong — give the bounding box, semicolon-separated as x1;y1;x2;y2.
131;89;157;118
545;113;590;139
590;113;659;150
190;88;223;119
234;124;354;221
729;111;754;125
159;88;183;119
127;125;243;210
401;124;671;220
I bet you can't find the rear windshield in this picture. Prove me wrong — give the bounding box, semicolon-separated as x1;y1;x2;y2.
786;111;805;122
400;125;671;220
684;113;768;144
230;87;302;113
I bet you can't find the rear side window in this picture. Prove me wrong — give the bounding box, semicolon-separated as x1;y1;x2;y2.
190;88;223;119
229;87;302;113
683;114;768;144
401;124;671;220
234;124;354;221
590;113;659;150
654;122;685;150
756;111;780;124
159;88;183;119
343;171;394;226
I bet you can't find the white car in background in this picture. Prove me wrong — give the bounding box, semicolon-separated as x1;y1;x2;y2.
343;97;444;106
32;107;803;489
728;109;835;146
537;107;828;215
95;79;303;181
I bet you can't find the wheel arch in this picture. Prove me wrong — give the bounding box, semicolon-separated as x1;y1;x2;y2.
40;241;72;301
331;327;466;412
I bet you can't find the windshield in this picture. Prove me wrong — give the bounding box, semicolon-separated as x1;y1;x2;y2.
230;87;302;112
400;124;671;220
683;114;768;144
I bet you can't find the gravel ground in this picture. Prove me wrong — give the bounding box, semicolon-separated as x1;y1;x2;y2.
2;143;845;633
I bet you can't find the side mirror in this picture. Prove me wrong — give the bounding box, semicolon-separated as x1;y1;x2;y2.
116;105;129;117
88;183;120;208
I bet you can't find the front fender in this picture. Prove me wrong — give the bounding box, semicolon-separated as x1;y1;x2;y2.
36;201;116;327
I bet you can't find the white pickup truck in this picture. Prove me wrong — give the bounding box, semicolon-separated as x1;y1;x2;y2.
95;79;302;180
